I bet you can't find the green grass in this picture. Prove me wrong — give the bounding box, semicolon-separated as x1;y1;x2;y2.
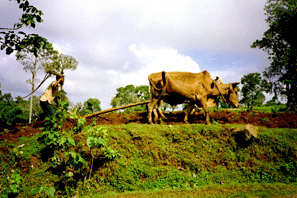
0;123;296;197
86;183;297;198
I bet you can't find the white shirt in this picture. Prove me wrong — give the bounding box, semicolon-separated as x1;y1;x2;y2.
40;81;61;104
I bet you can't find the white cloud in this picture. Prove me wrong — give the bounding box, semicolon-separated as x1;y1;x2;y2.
108;45;200;87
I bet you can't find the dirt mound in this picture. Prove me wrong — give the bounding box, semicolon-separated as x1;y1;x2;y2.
1;110;296;142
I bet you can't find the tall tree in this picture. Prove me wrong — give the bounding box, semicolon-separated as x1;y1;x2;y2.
251;0;297;111
43;52;78;103
0;0;44;55
16;36;56;123
240;73;266;111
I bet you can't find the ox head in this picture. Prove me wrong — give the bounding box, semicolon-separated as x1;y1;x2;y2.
225;82;240;108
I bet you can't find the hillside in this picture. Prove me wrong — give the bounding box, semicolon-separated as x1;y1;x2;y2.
0;110;297;197
1;110;296;143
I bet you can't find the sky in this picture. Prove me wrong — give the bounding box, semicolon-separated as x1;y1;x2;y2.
0;0;271;110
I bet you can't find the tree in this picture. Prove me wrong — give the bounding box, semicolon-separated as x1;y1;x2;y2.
16;36;56;123
43;52;78;104
0;89;26;127
110;85;149;113
81;98;101;115
15;95;42;121
44;53;78;75
240;73;266;111
0;0;44;55
251;0;297;111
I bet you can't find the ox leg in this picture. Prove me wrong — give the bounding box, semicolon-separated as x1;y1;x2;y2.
157;100;166;119
193;104;203;115
184;103;195;123
148;98;159;124
153;108;159;124
195;95;211;124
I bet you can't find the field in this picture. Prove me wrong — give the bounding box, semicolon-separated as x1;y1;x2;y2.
0;108;297;197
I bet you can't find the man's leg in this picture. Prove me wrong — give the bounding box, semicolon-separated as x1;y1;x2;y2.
40;101;56;120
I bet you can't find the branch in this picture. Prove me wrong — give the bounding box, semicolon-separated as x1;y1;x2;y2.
0;27;21;31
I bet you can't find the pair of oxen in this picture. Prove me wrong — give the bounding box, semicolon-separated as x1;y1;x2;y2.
147;71;240;124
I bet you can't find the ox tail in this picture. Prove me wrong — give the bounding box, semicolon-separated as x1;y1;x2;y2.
162;71;166;88
148;71;167;91
148;71;168;99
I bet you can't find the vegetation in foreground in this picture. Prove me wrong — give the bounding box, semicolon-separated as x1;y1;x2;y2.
0;102;296;197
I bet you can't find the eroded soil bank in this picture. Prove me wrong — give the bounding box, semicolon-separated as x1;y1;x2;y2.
1;110;296;142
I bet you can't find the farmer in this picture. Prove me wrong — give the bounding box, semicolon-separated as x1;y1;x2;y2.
34;72;65;120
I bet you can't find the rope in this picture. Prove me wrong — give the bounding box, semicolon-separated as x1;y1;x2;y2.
214;81;228;103
21;73;52;99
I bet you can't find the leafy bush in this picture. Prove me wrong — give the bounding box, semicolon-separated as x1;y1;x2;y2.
0;95;26;127
37;100;120;196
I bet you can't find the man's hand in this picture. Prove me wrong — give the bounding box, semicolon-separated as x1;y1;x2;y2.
56;73;64;78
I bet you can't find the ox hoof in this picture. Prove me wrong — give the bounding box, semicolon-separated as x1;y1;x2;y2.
148;121;154;125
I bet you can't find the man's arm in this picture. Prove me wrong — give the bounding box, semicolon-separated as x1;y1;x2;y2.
53;74;64;88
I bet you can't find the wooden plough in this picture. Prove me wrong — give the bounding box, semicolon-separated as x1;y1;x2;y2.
83;100;150;118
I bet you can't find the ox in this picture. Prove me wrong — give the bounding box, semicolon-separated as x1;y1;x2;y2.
147;71;239;124
151;74;226;121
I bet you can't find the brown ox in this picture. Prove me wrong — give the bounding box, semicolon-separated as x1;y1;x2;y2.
152;75;226;122
147;71;239;124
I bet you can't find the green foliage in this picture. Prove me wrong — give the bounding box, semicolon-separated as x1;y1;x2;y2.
0;92;26;127
8;169;23;194
95;124;297;194
0;0;44;55
0;169;24;196
240;73;266;111
15;95;43;122
29;185;56;197
35;101;119;196
111;84;149;113
41;100;69;131
43;52;78;75
65;151;87;169
251;0;297;111
69;108;86;132
86;126;120;179
78;98;102;115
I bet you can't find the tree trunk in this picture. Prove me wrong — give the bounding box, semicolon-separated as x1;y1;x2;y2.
29;77;35;124
29;94;33;124
29;60;37;124
289;82;297;112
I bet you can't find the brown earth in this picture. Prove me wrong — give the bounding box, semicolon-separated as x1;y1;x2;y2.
1;110;297;143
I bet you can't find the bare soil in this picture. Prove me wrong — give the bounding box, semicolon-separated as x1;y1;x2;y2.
1;110;296;142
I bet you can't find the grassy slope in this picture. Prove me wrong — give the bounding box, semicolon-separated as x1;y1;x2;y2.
0;123;297;197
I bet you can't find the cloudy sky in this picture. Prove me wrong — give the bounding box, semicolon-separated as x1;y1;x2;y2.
1;0;271;110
